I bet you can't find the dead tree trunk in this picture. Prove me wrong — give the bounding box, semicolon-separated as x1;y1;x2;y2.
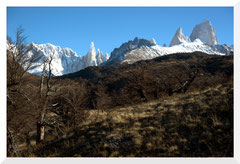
36;55;53;144
36;122;45;144
40;61;46;97
7;128;20;157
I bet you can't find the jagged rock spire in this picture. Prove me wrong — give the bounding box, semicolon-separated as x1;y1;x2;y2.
151;38;157;45
190;20;218;46
84;42;97;67
170;27;190;47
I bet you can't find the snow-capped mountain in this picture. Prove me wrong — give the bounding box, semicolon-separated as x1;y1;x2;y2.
104;38;226;65
104;20;233;65
169;27;191;47
7;20;232;75
190;20;218;46
24;42;109;76
105;37;157;65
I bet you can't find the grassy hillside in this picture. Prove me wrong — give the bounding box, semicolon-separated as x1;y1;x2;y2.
7;52;233;157
23;84;233;157
58;52;233;110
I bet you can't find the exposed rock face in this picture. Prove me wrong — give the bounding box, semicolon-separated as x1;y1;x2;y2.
105;37;157;65
151;38;157;45
104;53;110;61
215;44;233;55
169;27;191;47
26;43;83;76
103;36;226;65
190;20;219;46
9;20;232;75
24;42;109;76
96;49;108;66
83;42;97;67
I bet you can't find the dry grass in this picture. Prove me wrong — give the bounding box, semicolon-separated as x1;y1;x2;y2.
8;52;233;157
20;84;233;157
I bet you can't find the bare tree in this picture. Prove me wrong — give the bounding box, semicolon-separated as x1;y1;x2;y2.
7;26;42;156
40;59;47;97
158;63;201;96
7;26;42;113
7;26;42;88
127;64;149;101
36;53;54;144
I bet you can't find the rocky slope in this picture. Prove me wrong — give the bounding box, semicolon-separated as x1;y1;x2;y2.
169;27;191;47
25;42;109;76
104;37;229;65
7;20;232;75
104;20;233;65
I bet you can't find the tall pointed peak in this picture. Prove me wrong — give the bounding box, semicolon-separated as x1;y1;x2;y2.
96;49;103;57
190;20;218;46
105;53;109;58
90;42;95;48
84;41;97;67
134;37;140;41
202;19;211;24
176;27;183;34
170;27;190;47
104;53;110;62
151;38;157;45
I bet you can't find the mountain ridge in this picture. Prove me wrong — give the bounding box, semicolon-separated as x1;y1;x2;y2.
104;20;232;65
22;42;109;76
7;20;233;76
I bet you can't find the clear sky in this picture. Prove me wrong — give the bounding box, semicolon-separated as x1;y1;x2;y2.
7;7;233;56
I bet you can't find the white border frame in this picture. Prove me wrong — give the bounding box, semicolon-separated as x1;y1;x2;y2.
1;0;239;163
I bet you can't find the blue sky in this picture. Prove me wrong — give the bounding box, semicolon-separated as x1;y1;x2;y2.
7;7;233;56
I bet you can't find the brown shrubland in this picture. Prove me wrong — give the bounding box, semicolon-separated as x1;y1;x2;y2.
7;46;233;157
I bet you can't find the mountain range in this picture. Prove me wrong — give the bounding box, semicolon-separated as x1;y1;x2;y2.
24;42;109;76
7;20;233;76
105;20;232;65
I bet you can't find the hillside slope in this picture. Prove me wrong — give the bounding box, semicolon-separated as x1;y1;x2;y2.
59;52;233;109
7;51;233;157
22;84;233;157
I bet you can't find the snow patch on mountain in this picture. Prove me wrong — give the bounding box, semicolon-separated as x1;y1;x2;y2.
8;20;232;75
24;42;109;76
215;44;233;55
170;27;191;47
122;39;225;64
106;37;157;65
